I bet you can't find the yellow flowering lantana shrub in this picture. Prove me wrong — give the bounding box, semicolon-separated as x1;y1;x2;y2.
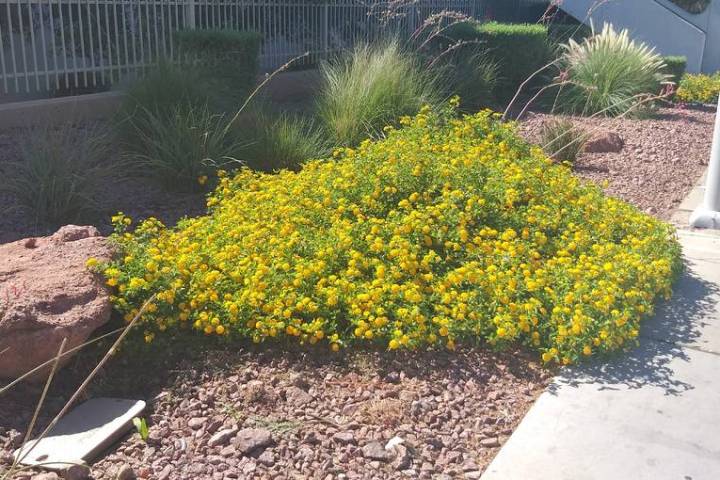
105;105;681;364
676;72;720;104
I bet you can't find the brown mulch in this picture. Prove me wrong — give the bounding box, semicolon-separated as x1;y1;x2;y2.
519;105;715;220
0;343;550;479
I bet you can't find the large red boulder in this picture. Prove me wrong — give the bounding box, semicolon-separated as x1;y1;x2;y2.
0;225;112;381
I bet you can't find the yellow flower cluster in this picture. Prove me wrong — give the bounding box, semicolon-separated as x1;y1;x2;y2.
676;73;720;104
104;105;681;364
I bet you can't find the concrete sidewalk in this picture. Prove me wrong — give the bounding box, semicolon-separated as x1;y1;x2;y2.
481;230;720;480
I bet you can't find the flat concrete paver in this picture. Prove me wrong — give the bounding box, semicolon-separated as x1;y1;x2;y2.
481;231;720;480
14;398;146;470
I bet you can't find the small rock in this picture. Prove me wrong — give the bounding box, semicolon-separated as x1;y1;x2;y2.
220;445;236;457
206;418;223;433
32;473;60;480
209;428;238;447
444;450;463;464
410;399;432;416
8;429;23;447
342;403;359;416
385;436;404;450
332;431;356;445
245;380;268;403
464;472;483;479
62;463;90;480
384;371;401;384
479;437;500;448
188;417;206;430
285;386;313;405
585;131;624;153
362;441;396;462
115;464;136;480
257;450;275;467
391;444;412;471
146;430;163;445
156;465;172;480
289;372;310;390
52;225;101;242
234;428;273;455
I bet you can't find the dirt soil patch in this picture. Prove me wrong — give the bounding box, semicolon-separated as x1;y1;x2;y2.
519;106;714;220
0;344;549;479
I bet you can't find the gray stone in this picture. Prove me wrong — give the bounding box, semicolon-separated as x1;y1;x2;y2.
479;437;500;448
361;441;395;462
208;428;238;448
14;398;145;470
234;428;273;455
62;464;90;480
32;473;60;480
391;444;412;471
284;386;313;406
332;431;356;445
187;417;206;430
257;450;276;467
115;464;136;480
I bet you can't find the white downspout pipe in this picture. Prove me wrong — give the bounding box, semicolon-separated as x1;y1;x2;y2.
690;95;720;229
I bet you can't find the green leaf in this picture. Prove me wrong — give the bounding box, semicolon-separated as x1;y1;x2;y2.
133;417;149;441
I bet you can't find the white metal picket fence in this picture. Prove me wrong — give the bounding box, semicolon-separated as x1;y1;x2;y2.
0;0;542;97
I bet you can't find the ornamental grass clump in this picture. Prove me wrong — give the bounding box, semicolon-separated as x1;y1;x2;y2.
558;23;669;117
103;101;681;365
232;108;331;172
1;123;118;228
539;119;589;164
317;40;443;146
122;104;242;192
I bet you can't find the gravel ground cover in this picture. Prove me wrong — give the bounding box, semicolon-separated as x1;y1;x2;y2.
1;346;549;479
519;105;714;220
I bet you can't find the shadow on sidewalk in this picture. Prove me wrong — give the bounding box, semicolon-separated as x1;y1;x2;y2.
549;264;720;396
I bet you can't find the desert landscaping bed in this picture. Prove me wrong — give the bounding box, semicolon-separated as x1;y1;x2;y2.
519;105;714;220
0;103;713;480
0;345;549;479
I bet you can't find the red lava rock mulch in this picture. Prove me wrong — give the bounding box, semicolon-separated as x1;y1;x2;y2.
519;105;714;220
0;346;550;479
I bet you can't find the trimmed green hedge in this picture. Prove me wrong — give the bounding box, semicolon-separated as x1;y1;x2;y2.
175;29;262;100
444;21;550;102
663;56;687;85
